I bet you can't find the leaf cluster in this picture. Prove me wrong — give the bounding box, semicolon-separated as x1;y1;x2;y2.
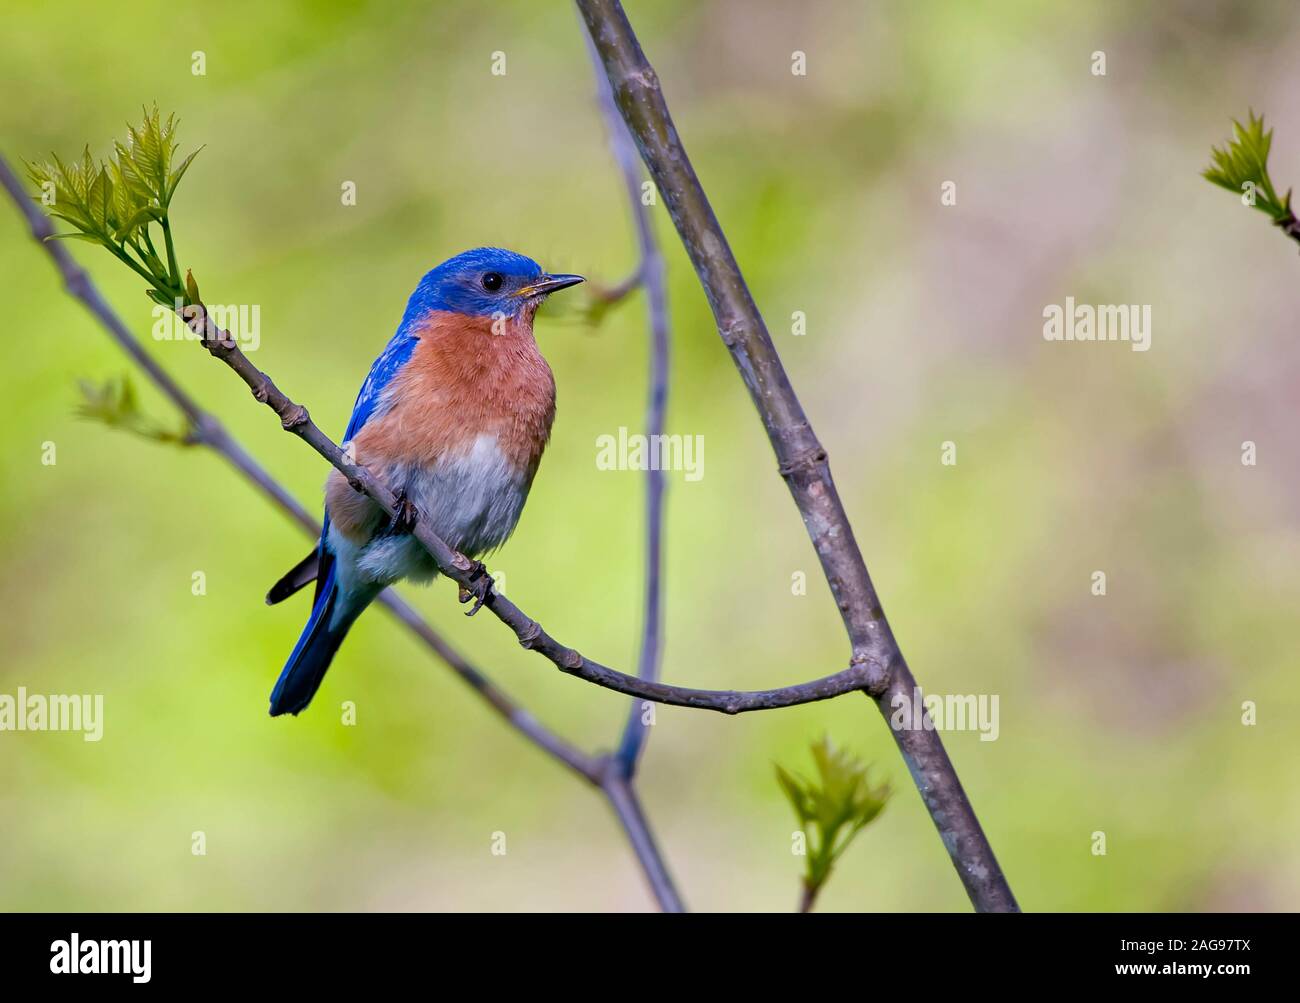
1203;111;1292;221
25;106;200;304
76;376;189;444
776;736;890;900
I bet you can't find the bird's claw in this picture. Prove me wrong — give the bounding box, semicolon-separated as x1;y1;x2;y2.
386;490;419;535
458;561;492;616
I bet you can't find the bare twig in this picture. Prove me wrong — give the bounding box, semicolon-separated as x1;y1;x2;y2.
598;758;684;912
12;137;898;717
1274;206;1300;249
577;0;1018;912
63;270;885;714
588;267;644;305
587;36;671;778
582;42;682;909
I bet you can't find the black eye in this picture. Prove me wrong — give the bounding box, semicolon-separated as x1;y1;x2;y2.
481;272;503;292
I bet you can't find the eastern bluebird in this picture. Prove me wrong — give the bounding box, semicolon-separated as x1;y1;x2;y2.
265;247;583;716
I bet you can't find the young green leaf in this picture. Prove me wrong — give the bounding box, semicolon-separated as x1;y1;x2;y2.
1203;111;1289;220
76;375;188;444
26;106;202;299
167;146;203;207
776;736;890;911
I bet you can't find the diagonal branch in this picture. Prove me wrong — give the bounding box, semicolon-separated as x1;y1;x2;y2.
576;0;1018;912
65;265;884;715
597;757;683;911
1274;205;1300;250
584;43;682;910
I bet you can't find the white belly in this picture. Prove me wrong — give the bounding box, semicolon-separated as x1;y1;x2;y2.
329;434;530;592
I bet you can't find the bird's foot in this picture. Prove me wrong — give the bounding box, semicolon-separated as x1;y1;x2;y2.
385;490;419;535
457;561;492;617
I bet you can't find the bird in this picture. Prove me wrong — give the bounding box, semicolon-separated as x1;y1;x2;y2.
265;247;583;716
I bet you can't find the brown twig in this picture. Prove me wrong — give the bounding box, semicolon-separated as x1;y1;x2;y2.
582;41;683;909
587;34;671;778
108;289;888;714
587;267;644;304
1274;205;1300;250
576;0;1018;912
598;757;684;912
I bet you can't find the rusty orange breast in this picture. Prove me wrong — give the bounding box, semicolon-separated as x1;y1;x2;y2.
352;308;557;482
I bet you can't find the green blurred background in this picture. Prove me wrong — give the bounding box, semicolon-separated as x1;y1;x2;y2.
2;0;1297;911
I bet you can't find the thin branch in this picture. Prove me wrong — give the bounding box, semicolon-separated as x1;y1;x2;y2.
588;36;671;777
598;759;684;912
577;0;1019;912
36;234;882;716
206;309;882;707
1274;205;1300;250
587;266;644;305
581;40;682;908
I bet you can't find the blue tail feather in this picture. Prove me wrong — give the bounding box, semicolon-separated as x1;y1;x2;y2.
270;563;349;717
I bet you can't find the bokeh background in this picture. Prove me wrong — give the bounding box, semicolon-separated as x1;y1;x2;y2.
2;0;1297;912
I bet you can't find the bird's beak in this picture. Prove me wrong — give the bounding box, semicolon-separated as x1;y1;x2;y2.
515;273;585;299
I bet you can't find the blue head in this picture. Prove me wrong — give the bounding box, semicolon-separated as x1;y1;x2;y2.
402;247;583;325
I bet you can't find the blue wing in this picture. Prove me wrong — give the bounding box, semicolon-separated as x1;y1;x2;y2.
267;327;422;605
342;330;421;443
269;327;424;714
313;328;420;589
